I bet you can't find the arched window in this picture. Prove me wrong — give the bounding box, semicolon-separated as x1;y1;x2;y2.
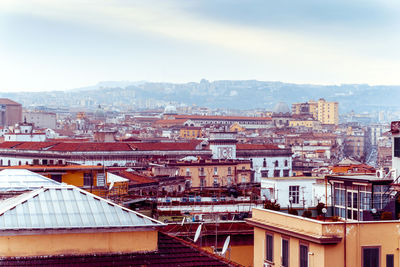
263;158;267;167
285;160;288;167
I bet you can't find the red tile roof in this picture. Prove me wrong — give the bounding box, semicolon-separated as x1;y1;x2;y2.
0;232;240;266
236;144;280;150
113;171;156;184
0;141;203;152
174;115;271;121
0;98;21;105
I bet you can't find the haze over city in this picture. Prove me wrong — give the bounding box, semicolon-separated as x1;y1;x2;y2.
1;0;400;92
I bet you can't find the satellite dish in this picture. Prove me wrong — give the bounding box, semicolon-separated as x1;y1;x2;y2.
181;217;185;226
221;236;231;255
193;224;202;242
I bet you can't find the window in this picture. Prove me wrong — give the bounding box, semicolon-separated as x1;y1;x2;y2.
51;174;62;183
228;167;232;175
261;170;269;178
199;167;205;176
241;176;246;183
97;173;105;187
275;160;279;167
283;170;290;177
387;254;394;267
265;234;273;262
289;186;300;204
274;170;280;177
263;158;267;167
84;173;92;186
214;167;218;175
200;178;206;187
213;177;219;187
363;247;380;267
284;160;288;167
300;244;308;267
395;137;400;157
281;238;289;267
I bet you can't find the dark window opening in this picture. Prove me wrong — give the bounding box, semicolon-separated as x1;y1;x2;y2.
265;234;273;262
363;247;380;267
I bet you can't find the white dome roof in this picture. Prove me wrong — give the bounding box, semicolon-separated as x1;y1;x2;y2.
164;105;177;115
273;102;290;114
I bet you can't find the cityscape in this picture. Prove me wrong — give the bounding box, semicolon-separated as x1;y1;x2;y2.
1;1;400;267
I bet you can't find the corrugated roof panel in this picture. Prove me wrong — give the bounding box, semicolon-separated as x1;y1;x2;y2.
0;186;164;230
0;169;61;191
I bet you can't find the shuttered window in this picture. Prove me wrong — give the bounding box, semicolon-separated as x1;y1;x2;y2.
363;247;379;267
266;233;273;262
282;238;289;267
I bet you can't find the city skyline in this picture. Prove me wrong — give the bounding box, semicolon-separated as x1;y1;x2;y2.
1;0;400;92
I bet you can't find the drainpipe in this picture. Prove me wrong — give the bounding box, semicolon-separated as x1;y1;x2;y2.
343;220;347;267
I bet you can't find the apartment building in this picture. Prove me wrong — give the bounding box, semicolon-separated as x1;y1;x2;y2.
292;99;338;125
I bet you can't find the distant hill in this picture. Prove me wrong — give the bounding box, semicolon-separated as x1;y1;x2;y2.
1;80;399;113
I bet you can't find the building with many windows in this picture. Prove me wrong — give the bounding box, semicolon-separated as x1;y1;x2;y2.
247;207;399;267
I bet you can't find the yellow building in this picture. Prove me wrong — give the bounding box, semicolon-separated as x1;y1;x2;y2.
289;119;320;129
292;99;338;125
179;126;203;139
247;207;399;267
317;98;338;125
170;159;253;187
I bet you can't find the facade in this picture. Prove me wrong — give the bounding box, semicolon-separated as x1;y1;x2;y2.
317;98;338;125
22;111;56;129
248;207;400;267
261;176;330;208
0;98;22;127
179;126;202;139
169;159;253;188
289;118;321;129
172;115;272;129
292;99;338;125
236;144;293;182
327;174;393;221
0;140;210;167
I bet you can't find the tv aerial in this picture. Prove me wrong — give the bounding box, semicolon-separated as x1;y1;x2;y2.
193;224;202;243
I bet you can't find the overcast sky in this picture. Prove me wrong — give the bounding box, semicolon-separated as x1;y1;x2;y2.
1;0;400;92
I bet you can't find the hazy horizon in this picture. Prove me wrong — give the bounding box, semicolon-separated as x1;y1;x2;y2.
1;0;400;92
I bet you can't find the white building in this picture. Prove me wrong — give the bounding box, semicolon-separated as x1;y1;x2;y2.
23;111;57;129
261;176;331;208
236;144;293;182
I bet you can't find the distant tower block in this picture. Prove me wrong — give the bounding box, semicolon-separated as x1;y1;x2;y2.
209;132;237;159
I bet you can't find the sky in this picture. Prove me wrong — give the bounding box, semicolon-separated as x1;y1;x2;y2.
0;0;400;92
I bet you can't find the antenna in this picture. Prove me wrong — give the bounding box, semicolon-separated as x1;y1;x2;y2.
193;224;202;242
221;236;231;256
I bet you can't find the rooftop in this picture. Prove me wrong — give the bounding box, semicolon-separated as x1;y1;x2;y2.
0;169;61;192
0;232;240;266
0;185;164;231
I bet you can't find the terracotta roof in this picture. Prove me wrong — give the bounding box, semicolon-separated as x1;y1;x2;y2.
130;140;202;151
0;232;240;266
0;140;203;152
113;171;156;184
0;98;21;105
0;142;22;149
0;165;104;171
236;144;280;150
174;115;271;121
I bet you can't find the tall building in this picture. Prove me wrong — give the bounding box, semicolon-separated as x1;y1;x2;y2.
292;99;338;125
0;98;22;127
317;98;339;125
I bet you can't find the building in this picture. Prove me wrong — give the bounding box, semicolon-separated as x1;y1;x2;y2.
261;176;330;208
172;115;272;129
0;98;22;127
0;183;238;266
179;126;203;139
168;159;253;188
0;140;210;167
317;98;338;125
22;111;56;129
236;144;293;182
327;174;393;221
292;99;338;125
247;207;400;267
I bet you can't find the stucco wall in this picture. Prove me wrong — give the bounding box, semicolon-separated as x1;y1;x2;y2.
0;230;158;257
